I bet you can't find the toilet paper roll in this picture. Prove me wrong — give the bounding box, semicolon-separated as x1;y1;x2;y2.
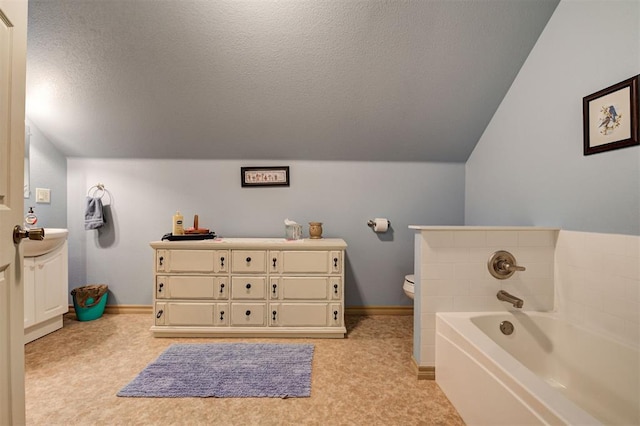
373;218;389;233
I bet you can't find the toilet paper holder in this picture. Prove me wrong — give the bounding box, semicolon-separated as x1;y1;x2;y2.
367;219;390;228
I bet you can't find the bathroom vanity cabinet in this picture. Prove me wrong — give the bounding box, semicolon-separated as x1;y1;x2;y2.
149;238;347;338
24;241;69;343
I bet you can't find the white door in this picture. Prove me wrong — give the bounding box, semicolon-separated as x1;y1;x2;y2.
0;1;27;424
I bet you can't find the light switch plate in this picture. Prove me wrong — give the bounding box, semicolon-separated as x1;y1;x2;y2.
36;188;50;204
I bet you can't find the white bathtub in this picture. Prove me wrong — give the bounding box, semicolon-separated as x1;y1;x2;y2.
435;311;639;426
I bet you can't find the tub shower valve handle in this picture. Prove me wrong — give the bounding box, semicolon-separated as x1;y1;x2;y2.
488;250;526;279
501;261;525;273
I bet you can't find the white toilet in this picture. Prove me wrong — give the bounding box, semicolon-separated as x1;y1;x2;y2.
403;274;415;300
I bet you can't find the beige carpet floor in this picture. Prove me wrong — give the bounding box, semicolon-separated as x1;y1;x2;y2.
25;313;464;426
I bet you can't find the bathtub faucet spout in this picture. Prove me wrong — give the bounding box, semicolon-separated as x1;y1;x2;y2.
497;290;524;308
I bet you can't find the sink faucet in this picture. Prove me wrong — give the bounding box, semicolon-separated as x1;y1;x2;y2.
497;290;524;308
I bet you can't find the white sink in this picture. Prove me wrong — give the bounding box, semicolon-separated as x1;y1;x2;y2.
23;228;69;257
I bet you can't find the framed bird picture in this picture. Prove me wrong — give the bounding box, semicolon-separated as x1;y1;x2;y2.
583;75;639;155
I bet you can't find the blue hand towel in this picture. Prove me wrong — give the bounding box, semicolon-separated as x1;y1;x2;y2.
85;196;105;230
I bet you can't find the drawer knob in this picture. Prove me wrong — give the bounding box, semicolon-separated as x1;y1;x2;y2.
220;256;225;267
245;310;251;316
220;283;225;293
246;257;252;263
334;257;338;268
272;310;277;320
156;309;164;319
333;310;338;320
159;256;164;266
272;283;277;294
333;283;338;294
220;310;225;321
272;257;277;267
246;283;251;289
158;282;164;292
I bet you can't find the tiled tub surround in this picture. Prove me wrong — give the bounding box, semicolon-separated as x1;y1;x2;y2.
410;226;559;373
411;226;640;376
555;230;640;347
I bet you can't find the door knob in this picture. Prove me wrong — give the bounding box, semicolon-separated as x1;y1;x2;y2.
13;225;45;244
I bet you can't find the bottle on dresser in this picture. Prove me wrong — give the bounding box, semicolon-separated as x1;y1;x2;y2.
172;211;184;235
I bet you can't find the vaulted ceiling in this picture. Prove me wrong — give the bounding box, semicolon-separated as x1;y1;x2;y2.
26;0;559;162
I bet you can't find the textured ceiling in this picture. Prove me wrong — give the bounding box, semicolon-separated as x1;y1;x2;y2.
26;0;559;162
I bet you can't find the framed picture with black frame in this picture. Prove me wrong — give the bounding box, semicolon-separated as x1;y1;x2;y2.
583;75;639;155
241;166;290;187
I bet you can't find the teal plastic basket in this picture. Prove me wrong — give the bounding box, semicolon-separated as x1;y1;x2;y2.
72;286;108;321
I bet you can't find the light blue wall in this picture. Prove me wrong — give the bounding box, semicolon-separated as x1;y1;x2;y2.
38;0;640;311
67;159;465;306
466;0;640;236
24;119;67;228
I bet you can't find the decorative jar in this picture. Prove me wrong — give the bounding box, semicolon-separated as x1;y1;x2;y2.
308;222;323;239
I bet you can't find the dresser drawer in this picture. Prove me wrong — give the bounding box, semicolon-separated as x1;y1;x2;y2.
280;277;329;300
156;250;215;273
231;276;266;299
270;303;342;327
269;277;342;300
230;303;266;326
271;250;343;274
156;276;229;299
280;251;329;273
231;250;267;273
155;302;215;326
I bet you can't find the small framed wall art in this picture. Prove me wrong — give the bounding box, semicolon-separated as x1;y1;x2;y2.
583;75;639;155
241;166;290;187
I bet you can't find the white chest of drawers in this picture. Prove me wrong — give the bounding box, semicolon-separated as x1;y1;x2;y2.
150;238;347;338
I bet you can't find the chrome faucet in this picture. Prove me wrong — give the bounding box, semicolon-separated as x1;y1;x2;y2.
497;290;524;308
